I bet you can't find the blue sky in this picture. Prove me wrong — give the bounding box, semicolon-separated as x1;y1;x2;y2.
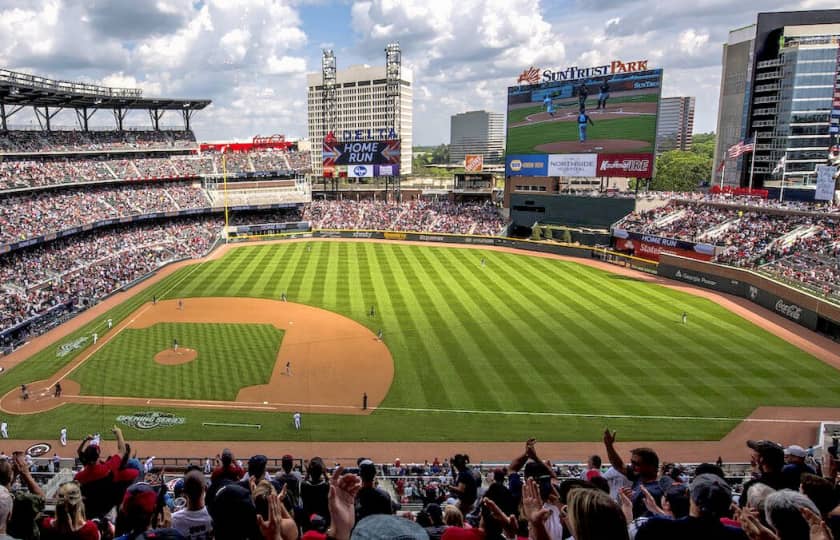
0;1;837;145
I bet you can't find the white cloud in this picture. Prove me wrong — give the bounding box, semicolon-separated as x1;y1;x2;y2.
3;0;840;142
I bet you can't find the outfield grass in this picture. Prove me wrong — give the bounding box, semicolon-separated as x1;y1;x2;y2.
506;116;656;155
72;323;283;400
4;242;840;442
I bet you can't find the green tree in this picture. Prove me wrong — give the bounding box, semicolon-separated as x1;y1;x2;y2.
691;132;715;160
650;150;712;191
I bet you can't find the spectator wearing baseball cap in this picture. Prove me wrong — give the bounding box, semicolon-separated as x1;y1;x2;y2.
208;483;261;540
782;445;816;489
740;440;791;507
74;427;139;520
423;503;447;540
350;514;428;539
39;481;100;540
635;474;746;539
355;459;395;522
115;483;184;540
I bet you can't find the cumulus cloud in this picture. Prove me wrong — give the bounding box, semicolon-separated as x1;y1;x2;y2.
3;0;840;141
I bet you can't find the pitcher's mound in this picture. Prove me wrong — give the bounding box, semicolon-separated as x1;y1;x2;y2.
154;348;197;366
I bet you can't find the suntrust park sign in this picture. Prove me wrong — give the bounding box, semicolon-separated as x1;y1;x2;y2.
517;59;650;85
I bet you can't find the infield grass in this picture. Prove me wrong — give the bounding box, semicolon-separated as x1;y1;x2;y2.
506;116;656;154
4;241;840;442
72;322;283;401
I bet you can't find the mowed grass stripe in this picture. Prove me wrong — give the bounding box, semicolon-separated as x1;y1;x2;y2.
436;248;553;412
469;253;588;412
412;247;507;411
389;246;490;410
377;245;454;409
231;245;275;296
10;241;840;442
555;262;726;414
488;253;646;415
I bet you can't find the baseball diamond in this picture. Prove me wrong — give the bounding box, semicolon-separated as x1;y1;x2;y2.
2;240;840;445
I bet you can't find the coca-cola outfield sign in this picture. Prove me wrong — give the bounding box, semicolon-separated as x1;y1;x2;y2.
775;300;803;321
596;154;654;178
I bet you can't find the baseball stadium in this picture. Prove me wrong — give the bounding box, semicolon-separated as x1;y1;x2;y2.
2;12;840;539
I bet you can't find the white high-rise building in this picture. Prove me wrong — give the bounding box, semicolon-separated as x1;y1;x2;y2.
449;110;505;165
307;64;413;176
656;97;696;152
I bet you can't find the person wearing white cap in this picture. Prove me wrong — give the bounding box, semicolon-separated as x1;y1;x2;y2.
782;444;815;488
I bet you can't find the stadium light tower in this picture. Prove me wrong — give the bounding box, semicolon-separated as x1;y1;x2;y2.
321;49;338;192
384;42;401;200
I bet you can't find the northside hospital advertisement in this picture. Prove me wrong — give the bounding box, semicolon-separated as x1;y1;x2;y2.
506;59;663;179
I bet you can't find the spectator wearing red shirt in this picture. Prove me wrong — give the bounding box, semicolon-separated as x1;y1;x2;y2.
40;481;102;540
210;449;244;483
74;426;138;519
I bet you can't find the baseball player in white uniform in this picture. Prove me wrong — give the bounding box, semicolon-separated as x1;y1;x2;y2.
0;422;7;439
92;333;98;345
91;433;101;447
60;427;68;446
293;412;301;430
107;319;113;329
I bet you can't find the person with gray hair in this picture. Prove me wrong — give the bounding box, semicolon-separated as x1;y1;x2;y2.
745;483;776;527
764;489;821;540
0;487;14;540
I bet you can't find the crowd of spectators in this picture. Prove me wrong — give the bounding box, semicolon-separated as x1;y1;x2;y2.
0;130;197;153
0;432;837;540
303;200;506;235
0;182;211;244
756;218;840;298
0;217;219;332
0;151;311;191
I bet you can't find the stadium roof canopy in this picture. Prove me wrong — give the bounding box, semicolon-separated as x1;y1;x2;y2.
0;69;210;110
0;69;211;131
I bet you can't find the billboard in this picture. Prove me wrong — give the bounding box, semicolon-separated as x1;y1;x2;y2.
465;154;484;173
506;66;663;178
322;140;401;167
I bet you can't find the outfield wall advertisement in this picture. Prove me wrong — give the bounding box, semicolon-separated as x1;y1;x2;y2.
658;258;823;331
506;62;662;178
612;229;716;262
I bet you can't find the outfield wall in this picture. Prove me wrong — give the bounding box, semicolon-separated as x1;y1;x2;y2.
234;229;659;275
659;254;840;336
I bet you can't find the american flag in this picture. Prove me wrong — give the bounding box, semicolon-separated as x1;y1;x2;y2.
727;138;755;159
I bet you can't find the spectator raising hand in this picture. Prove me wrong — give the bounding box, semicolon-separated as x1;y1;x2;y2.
327;466;362;540
256;493;296;540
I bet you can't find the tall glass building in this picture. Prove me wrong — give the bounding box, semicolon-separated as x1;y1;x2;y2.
752;25;839;186
714;10;840;191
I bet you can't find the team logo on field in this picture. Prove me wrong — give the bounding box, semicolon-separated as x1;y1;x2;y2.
56;336;89;358
26;443;51;457
117;412;185;430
